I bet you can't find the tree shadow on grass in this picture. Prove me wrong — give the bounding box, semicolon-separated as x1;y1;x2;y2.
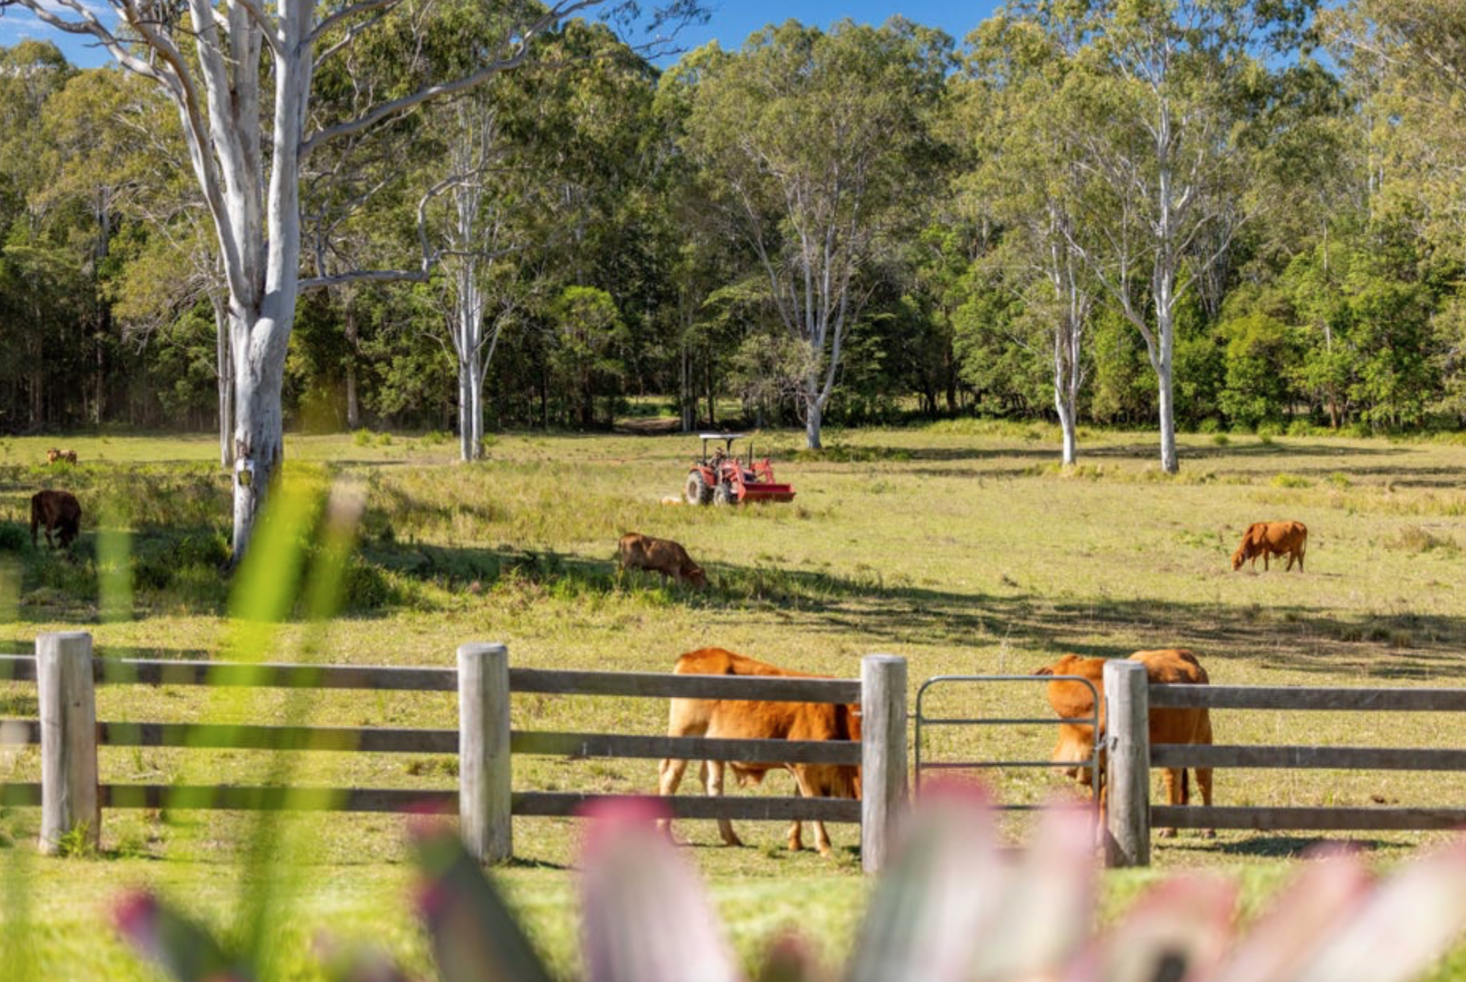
6;525;1465;681
1171;834;1393;858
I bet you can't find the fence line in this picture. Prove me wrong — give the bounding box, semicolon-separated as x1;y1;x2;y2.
1107;678;1466;865
0;633;902;869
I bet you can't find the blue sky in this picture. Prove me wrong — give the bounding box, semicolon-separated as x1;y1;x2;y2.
0;2;999;69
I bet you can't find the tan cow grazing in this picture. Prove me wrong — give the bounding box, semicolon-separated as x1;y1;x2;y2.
618;532;708;589
1231;520;1307;572
1034;648;1214;837
31;490;82;549
44;448;76;465
657;647;861;856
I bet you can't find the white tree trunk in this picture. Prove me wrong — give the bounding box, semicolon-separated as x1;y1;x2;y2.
804;388;823;450
212;292;234;469
1055;329;1078;467
458;360;474;461
230;311;289;560
344;303;360;430
1154;304;1178;474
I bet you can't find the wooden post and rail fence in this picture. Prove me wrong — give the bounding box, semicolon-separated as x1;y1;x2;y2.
1102;658;1466;868
5;635;1464;870
0;633;906;872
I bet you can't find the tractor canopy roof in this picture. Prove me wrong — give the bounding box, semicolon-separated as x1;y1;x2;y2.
698;433;747;442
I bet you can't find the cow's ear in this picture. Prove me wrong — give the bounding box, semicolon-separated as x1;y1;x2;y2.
1032;666;1054;677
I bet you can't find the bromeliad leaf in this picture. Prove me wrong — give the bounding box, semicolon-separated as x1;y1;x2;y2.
1207;850;1372;982
413;822;555;982
579;797;741;982
844;781;1009;982
113;891;250;982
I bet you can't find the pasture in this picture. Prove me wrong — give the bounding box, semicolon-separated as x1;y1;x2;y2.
2;423;1466;977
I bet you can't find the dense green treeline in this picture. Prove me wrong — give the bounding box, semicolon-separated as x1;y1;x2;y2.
2;0;1464;455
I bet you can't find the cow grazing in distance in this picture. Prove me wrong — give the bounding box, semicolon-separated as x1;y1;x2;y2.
657;647;861;856
1034;648;1214;837
45;448;77;465
1232;520;1308;572
617;532;708;589
30;490;82;549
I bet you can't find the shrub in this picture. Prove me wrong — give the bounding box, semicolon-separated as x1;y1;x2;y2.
352;429;373;447
1197;417;1223;433
1256;422;1282;442
1387;525;1459;554
1287;418;1317;437
1211;433;1230;447
1271;473;1313;489
0;522;27;552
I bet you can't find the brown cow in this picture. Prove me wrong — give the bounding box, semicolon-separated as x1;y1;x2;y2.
1034;648;1214;837
618;532;708;589
657;647;861;856
31;490;82;549
1232;520;1307;572
45;448;77;465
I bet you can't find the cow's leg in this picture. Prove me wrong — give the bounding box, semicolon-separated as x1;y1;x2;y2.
785;777;804;853
1197;766;1215;838
705;760;743;847
789;770;833;856
1157;768;1182;838
656;756;690;841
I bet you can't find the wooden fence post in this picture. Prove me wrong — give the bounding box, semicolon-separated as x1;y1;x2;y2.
37;631;98;855
458;642;511;863
861;654;907;873
1104;659;1150;868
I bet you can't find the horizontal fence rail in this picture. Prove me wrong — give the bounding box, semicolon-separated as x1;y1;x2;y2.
1;635;899;869
0;785;862;821
1153;806;1466;832
1150;684;1466;713
0;656;861;702
0;655;458;691
0;721;860;764
1153;744;1466;772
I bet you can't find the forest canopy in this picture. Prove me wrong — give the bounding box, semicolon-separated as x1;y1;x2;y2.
2;0;1464;453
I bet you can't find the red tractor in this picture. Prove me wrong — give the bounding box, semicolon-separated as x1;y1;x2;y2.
684;433;796;506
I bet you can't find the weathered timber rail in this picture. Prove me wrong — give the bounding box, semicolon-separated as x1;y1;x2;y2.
1103;662;1466;867
0;634;904;870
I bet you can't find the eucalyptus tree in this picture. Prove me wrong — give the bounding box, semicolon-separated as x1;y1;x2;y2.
673;19;953;449
962;16;1098;465
1;0;700;559
1006;0;1316;472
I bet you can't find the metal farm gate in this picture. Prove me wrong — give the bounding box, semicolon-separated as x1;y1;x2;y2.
914;675;1102;828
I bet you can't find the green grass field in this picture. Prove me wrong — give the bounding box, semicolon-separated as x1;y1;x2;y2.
2;423;1465;978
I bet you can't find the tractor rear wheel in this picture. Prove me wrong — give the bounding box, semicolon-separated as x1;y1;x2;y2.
713;482;737;506
685;472;712;505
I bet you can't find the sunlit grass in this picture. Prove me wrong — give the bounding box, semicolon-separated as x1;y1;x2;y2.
2;424;1466;977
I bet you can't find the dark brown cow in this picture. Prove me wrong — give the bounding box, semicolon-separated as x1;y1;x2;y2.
1035;648;1214;836
1232;520;1308;572
657;647;860;856
618;532;708;589
31;490;82;549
